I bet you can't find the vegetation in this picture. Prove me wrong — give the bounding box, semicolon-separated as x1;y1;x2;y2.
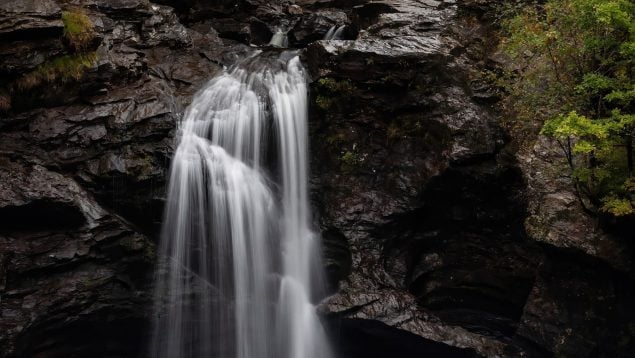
316;95;334;110
62;8;95;50
315;77;356;110
16;53;97;90
340;151;360;172
317;77;355;93
10;8;96;93
499;0;634;217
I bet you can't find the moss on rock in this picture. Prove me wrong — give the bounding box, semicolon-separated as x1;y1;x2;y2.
62;8;95;50
15;52;96;90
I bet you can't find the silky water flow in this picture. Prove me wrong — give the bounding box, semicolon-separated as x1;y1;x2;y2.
151;53;332;358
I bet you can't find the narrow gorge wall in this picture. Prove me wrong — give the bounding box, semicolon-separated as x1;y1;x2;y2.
1;1;634;357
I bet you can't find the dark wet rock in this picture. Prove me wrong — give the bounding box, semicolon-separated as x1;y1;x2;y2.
288;4;303;15
0;0;62;35
212;17;255;43
509;249;635;357
389;161;538;340
307;0;635;357
0;0;64;77
95;0;153;18
0;0;224;228
140;4;192;48
321;227;352;293
0;161;94;231
290;9;349;45
520;137;634;274
0;160;154;357
307;1;512;356
0;1;225;356
0;37;65;79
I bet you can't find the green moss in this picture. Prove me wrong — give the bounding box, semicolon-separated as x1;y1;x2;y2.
62;8;95;50
340;151;360;172
316;95;333;110
315;77;357;111
7;8;96;94
318;77;355;94
16;52;96;90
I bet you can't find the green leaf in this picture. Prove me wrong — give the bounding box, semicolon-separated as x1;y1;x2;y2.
573;140;596;154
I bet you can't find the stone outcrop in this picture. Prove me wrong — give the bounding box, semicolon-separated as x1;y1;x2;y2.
0;161;154;357
1;0;634;357
304;1;522;356
302;1;635;357
0;0;64;76
521;136;634;274
0;1;223;356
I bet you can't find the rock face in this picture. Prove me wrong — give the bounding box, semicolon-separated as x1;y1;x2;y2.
304;1;524;356
0;1;223;356
302;1;635;357
0;0;64;76
0;161;153;357
1;0;634;357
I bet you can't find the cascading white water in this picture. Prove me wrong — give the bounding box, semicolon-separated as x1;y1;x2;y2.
268;28;289;48
323;25;346;40
151;53;332;358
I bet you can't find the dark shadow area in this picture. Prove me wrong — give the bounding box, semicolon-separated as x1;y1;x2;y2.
0;200;85;233
380;157;540;340
327;317;479;358
321;227;352;293
15;315;148;358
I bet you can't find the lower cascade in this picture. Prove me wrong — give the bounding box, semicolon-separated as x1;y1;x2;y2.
151;53;332;358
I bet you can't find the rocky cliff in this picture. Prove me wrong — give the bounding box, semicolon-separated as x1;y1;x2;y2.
1;0;634;357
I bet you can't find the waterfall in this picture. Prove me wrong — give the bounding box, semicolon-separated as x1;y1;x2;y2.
151;53;332;358
323;25;346;40
268;28;289;48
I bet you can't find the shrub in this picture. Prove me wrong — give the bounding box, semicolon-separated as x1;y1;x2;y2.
499;0;634;217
